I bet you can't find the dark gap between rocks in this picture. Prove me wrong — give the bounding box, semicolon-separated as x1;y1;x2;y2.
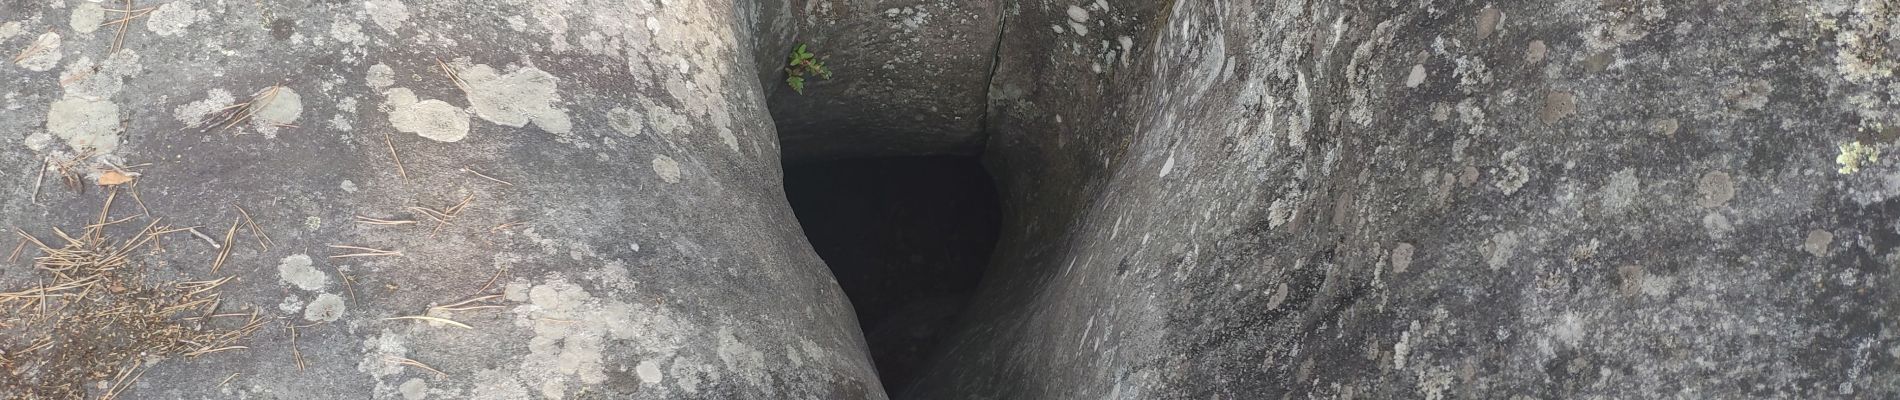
782;156;1001;394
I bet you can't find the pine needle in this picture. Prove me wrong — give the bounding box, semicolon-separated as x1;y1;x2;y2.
327;245;402;259
382;315;473;329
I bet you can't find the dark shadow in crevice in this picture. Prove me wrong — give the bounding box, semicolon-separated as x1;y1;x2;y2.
782;156;1000;394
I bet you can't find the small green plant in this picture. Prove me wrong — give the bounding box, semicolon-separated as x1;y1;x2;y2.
784;43;832;94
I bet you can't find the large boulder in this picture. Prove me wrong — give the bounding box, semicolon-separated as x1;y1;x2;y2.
1;0;880;398
908;0;1900;398
4;0;1899;399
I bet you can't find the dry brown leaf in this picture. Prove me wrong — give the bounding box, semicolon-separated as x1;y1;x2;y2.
96;171;134;186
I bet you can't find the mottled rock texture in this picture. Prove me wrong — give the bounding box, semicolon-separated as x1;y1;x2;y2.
757;0;1000;161
3;0;1899;399
908;1;1900;399
3;0;878;398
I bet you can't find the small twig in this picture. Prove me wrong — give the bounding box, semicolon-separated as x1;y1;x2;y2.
287;322;306;372
385;356;447;377
93;186;119;242
183;346;249;357
218;373;240;388
7;237;25;263
186;227;221;249
11;30;52;64
431;294;503;313
327;245;402;258
100;356;147;400
338;267;358;304
462;166;513;186
435;57;470;93
128;181;153;218
214;85;286;133
235;205;273;250
383;315;473;329
106;0;148;54
355;215;418;226
210;217;240;273
384;132;408;181
31;158;46;203
476;266;507;294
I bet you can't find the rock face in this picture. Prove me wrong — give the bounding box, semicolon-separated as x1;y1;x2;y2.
2;0;878;398
4;0;1899;399
907;1;1900;399
757;0;1001;162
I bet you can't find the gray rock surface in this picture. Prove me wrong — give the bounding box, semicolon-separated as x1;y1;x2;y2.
2;0;879;398
908;1;1900;398
4;0;1899;399
758;0;1000;161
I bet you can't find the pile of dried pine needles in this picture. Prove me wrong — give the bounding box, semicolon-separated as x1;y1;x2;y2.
1;200;263;399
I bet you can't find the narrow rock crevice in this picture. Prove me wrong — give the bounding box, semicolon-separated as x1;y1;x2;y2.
781;156;1001;395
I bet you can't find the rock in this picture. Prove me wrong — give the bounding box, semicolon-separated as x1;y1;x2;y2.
0;1;878;398
905;1;1899;399
2;0;1896;399
754;0;1000;161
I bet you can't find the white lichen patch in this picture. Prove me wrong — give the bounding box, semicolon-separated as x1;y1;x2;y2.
250;87;304;137
1804;229;1835;257
69;2;104;34
1485;231;1519;270
1538;91;1577;124
508;278;697;398
46;97;122;153
15;32;64;71
367;64;396;88
1817;4;1899;84
469;369;530;400
358;331;412;380
59;50;141;100
1390;243;1415;273
651;155;682;183
174;89;235;127
1405;64;1427;88
1600;168;1639;212
1067;5;1091;23
1525;40;1548;64
1393;320;1419;370
458;63;572;134
145;0;204;36
277;254;329;291
399;378;429;400
715;326;769;388
0;21;22;40
331;15;369;46
1695;171;1735;208
384;88;471;142
278;296;306;314
1494;149;1530;195
638;98;688;139
364;0;411;32
1702;212;1734;239
304;293;346;322
606;107;640;137
636;360;664;384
